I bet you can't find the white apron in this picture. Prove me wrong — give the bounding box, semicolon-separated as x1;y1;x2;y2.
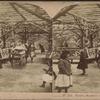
55;74;72;87
42;74;53;83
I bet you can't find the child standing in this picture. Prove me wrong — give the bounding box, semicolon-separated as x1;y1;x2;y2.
55;50;72;93
40;52;56;92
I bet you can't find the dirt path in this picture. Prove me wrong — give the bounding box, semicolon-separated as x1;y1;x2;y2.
0;55;100;93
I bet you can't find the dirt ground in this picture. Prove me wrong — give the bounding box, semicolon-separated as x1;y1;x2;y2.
0;54;100;93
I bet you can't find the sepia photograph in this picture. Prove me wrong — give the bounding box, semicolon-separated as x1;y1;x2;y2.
0;0;100;99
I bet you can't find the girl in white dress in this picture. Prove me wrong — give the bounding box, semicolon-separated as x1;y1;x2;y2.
55;50;72;93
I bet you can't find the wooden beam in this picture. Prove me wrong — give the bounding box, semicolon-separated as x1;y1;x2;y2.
11;2;51;22
53;19;74;24
53;4;78;21
31;21;49;32
10;3;26;21
10;2;50;33
10;3;49;33
25;3;50;19
28;21;49;33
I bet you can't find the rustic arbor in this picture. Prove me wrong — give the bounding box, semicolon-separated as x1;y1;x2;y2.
0;2;100;52
9;2;52;51
52;4;100;50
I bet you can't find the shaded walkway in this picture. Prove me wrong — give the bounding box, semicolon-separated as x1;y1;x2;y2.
0;55;100;92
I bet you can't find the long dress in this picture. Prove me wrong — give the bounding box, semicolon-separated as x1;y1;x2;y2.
96;53;100;68
0;53;2;68
55;58;72;88
77;51;88;70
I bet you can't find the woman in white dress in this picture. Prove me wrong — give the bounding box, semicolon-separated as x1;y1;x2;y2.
55;50;72;93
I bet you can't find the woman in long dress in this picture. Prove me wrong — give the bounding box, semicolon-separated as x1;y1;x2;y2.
96;50;100;68
0;52;2;68
77;49;88;75
55;50;72;93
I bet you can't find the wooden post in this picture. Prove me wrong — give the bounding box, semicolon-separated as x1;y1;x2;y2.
81;33;84;49
48;20;56;92
1;28;6;48
90;35;93;48
24;26;27;44
48;20;52;52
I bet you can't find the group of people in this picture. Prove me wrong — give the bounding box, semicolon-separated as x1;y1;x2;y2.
40;47;100;93
0;41;46;68
40;50;73;93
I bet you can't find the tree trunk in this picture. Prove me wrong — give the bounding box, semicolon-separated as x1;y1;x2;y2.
2;36;6;48
48;21;52;52
89;35;93;48
81;35;84;49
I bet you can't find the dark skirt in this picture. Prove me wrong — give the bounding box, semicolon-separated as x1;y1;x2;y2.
77;59;88;70
97;58;100;68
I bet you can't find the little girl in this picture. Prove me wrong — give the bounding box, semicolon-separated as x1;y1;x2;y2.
55;50;72;93
40;52;56;92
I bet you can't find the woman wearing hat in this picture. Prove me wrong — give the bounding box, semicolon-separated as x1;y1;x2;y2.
55;50;72;93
